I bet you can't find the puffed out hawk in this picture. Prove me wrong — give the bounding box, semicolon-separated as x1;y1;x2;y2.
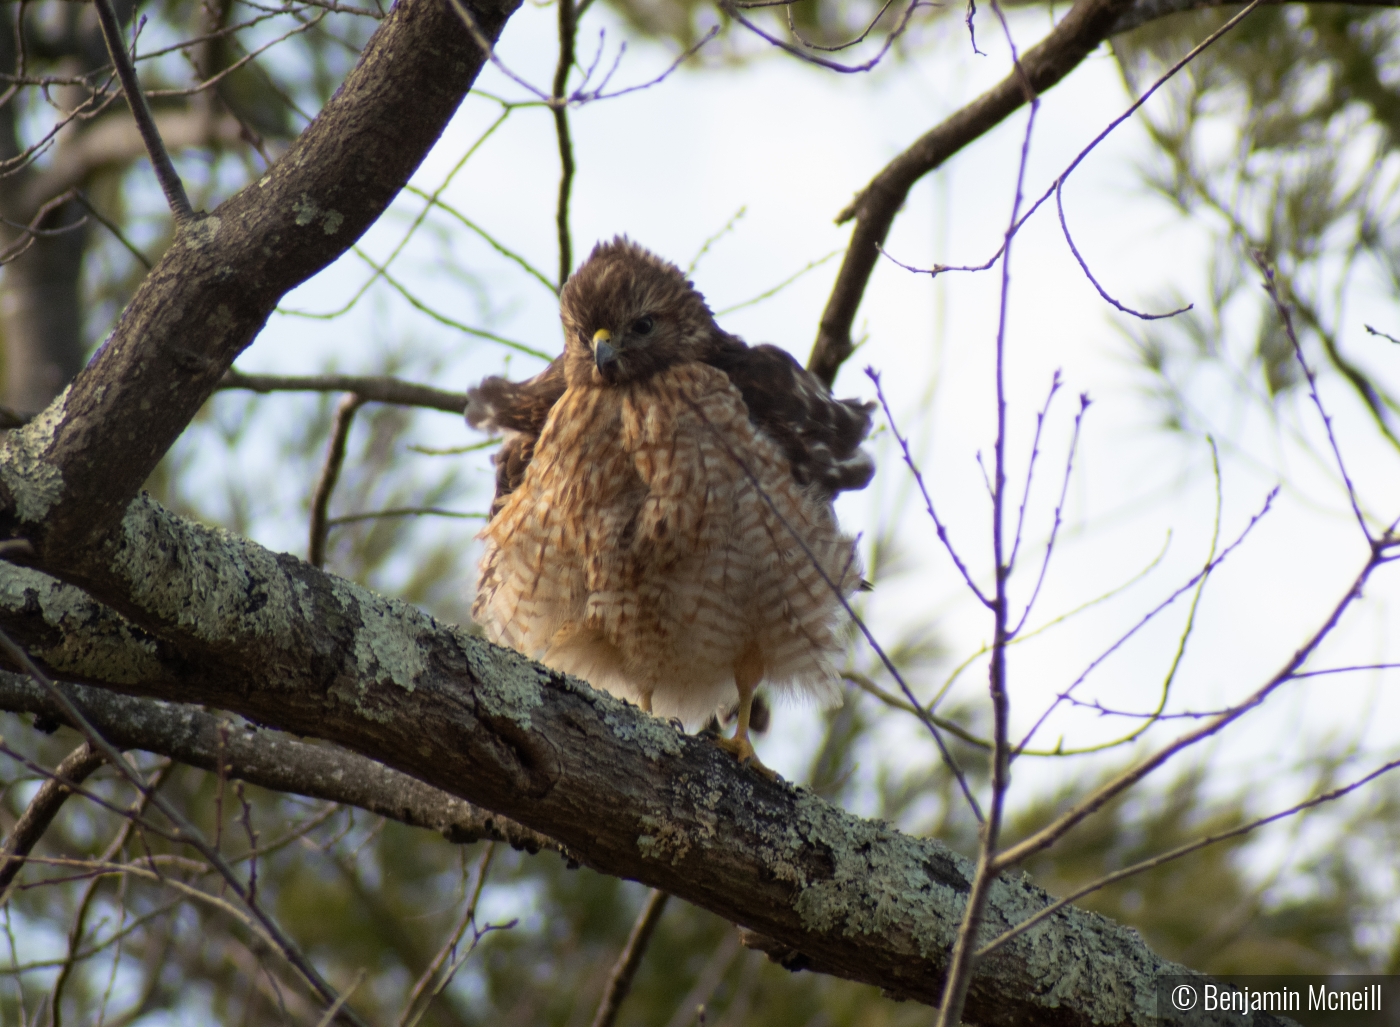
468;237;874;775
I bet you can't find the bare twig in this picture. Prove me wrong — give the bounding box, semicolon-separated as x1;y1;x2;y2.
1257;257;1370;541
1054;180;1192;320
0;743;104;899
714;250;842;316
933;12;1036;1015
686;207;747;276
994;546;1391;872
811;0;1267;386
1015;486;1278;754
868;369;990;607
590;889;670;1027
73;191;154;270
92;0;194;224
1007;371;1064;576
0;189;81;266
219;371;467;413
784;0;899;53
809;0;1136;386
444;0;713;108
327;507;487;527
719;0;923;73
50;763;174;1027
1365;324;1400;345
978;755;1400;958
404;182;557;295
398;843;495;1027
552;0;577;285
0;629;368;1027
309;395;365;568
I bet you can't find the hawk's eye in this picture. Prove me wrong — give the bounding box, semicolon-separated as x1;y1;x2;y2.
633;315;655;336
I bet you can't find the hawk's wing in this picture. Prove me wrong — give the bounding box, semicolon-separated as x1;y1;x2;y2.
700;336;876;500
465;356;568;516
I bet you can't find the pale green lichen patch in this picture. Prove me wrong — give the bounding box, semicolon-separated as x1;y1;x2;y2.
0;564;161;684
331;578;426;694
181;215;221;250
636;814;692;864
321;210;343;234
1010;880;1177;1024
111;495;303;645
293;193;320;226
754;789;965;959
460;634;545;731
0;386;69;522
556;673;684;759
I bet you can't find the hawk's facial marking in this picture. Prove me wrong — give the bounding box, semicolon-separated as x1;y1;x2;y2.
560;236;716;389
547;234;876;498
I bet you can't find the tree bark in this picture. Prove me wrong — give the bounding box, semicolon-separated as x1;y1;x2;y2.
0;541;1201;1025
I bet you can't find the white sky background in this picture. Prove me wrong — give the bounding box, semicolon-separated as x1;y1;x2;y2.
186;0;1400;923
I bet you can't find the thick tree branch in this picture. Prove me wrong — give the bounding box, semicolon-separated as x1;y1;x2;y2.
809;0;1134;387
805;0;1400;387
0;672;562;856
3;0;519;568
0;528;1200;1024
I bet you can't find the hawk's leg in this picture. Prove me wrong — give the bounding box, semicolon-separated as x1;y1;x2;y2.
714;647;777;780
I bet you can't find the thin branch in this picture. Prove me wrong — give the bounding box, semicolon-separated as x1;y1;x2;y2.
1257;257;1370;542
73;191;154;270
404;184;556;295
1365;324;1400;345
552;0;577;286
327;507;487;527
809;0;1268;386
994;548;1390;871
590;889;671;1027
1055;179;1192;320
344;248;550;359
219;371;467;413
933;14;1035;1016
309;395;365;569
1015;486;1277;754
50;763;174;1026
977;755;1400;958
0;189;81;266
714;250;842;316
686;207;747;276
92;0;194;224
1009;391;1090;636
1007;370;1064;576
0;743;104;899
444;0;714;108
868;369;990;606
0;629;368;1027
719;0;923;74
397;843;495;1027
784;0;900;53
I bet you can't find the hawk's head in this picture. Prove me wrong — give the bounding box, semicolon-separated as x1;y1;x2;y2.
559;237;717;387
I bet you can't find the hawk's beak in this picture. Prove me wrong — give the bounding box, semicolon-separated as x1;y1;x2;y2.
593;329;619;376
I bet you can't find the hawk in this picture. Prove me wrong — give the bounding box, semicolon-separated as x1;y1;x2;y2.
468;238;874;774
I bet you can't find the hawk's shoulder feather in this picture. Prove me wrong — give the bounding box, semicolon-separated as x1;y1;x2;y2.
699;335;875;498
